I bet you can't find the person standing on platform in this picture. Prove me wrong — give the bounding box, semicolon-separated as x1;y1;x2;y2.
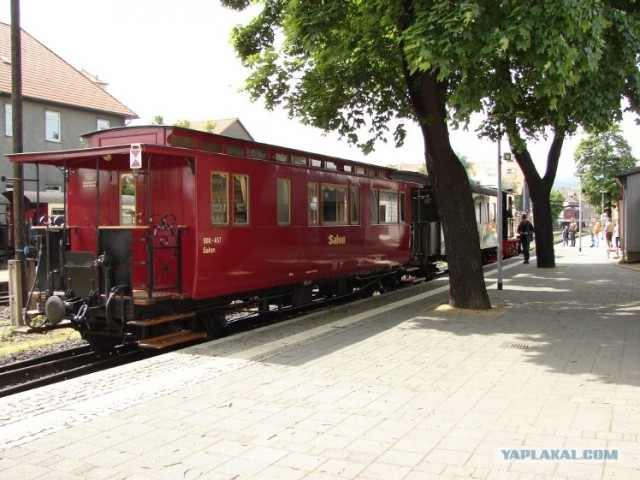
604;217;614;248
562;225;569;247
593;219;602;247
569;218;578;247
517;214;535;264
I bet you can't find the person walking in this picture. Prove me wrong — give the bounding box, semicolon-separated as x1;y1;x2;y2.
604;217;614;248
569;218;578;247
562;225;569;247
517;214;535;264
588;218;596;247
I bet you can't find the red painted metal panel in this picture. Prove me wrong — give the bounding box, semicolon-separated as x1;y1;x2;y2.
11;126;415;303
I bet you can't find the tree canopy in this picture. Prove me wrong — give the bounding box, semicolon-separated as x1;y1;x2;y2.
574;126;638;214
221;0;640;306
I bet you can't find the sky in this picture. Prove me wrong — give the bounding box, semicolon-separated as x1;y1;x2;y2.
1;0;638;187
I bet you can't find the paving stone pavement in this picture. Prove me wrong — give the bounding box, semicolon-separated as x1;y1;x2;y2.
0;243;639;479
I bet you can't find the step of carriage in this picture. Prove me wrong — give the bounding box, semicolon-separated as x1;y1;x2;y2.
137;330;208;350
127;311;196;328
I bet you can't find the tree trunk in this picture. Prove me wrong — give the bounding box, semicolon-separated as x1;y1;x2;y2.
410;74;491;309
507;132;563;269
528;183;555;267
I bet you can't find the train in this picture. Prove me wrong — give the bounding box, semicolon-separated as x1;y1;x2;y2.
7;125;518;353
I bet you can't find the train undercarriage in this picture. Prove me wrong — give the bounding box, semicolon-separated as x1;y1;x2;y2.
24;225;409;353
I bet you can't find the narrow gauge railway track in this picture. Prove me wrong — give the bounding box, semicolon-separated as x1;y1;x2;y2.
0;277;422;397
0;345;144;398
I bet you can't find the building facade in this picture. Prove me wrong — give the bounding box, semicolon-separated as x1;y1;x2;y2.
0;23;136;192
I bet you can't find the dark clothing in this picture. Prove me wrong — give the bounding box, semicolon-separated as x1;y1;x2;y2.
569;222;577;246
517;219;535;262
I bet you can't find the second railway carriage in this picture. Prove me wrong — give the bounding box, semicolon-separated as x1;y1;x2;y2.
9;126;418;352
394;171;518;272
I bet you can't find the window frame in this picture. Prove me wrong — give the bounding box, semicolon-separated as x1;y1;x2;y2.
277;178;291;226
379;190;399;224
45;110;61;142
370;189;379;224
321;183;348;225
97;119;111;130
211;172;229;225
4;103;11;137
308;182;319;226
232;174;250;225
350;186;360;225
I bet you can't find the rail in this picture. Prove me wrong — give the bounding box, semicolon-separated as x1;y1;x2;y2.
0;345;142;397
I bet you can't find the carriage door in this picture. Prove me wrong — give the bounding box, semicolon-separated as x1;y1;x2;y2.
135;163;182;294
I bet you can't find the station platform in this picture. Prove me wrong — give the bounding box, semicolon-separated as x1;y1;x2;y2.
0;244;639;479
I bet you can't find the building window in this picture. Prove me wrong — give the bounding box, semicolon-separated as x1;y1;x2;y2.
233;175;249;224
97;119;110;130
5;104;11;137
277;178;291;225
45;110;61;142
211;173;229;225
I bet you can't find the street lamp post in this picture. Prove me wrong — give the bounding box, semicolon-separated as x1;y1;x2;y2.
497;135;503;290
578;177;583;252
600;189;608;247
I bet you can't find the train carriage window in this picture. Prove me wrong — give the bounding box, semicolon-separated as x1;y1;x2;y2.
343;165;353;173
249;148;266;160
292;155;307;166
370;189;379;224
322;184;348;224
356;166;366;175
350;187;360;225
120;173;136;225
277;179;291;225
326;161;337;170
169;135;195;149
400;192;406;222
380;191;399;223
201;140;223;153
211;173;229;225
233;175;249;224
310;158;323;168
308;182;319;225
275;153;290;163
227;145;245;157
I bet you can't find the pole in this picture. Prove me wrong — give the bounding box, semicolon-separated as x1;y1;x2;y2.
497;134;503;290
578;177;582;252
11;0;25;259
10;0;26;326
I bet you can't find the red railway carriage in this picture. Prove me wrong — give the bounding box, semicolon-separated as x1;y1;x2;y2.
9;126;417;351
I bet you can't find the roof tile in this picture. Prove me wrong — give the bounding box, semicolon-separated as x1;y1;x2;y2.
0;22;136;118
